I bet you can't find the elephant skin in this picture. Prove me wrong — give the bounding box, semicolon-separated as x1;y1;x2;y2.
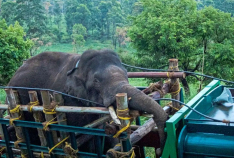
7;50;168;153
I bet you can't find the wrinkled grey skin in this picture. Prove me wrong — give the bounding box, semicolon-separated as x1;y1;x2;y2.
8;50;168;153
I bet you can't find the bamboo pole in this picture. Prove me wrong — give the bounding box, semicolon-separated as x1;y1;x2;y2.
40;90;58;145
28;91;47;146
5;89;28;157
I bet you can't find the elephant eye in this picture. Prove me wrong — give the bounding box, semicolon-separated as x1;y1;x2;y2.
94;78;100;83
93;78;100;89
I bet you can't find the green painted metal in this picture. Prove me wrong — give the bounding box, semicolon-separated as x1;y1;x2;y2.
161;80;220;158
178;84;234;158
2;124;13;158
0;118;127;157
178;125;234;158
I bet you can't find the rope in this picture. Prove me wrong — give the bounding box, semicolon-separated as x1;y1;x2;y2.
9;105;20;113
0;147;6;155
43;106;57;115
9;105;22;125
147;83;164;97
113;108;132;138
170;81;181;96
113;122;131;138
167;102;180;111
107;147;135;158
48;136;70;154
21;154;28;158
63;142;79;156
41;152;44;158
14;133;24;148
42;116;66;131
9;115;22;125
28;100;39;112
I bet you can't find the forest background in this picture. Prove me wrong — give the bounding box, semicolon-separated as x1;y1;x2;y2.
0;0;234;157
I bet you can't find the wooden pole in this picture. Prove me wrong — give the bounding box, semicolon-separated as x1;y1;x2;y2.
5;89;28;157
169;59;181;113
54;92;68;142
28;91;47;146
40;90;58;145
116;93;132;152
127;72;185;78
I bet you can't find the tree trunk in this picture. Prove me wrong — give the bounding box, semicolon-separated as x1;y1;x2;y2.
180;78;190;95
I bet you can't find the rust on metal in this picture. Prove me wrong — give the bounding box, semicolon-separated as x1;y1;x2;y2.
127;72;185;78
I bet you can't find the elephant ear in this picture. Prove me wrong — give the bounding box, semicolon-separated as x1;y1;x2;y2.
64;71;87;99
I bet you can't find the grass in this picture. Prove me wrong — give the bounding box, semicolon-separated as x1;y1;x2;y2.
35;40;115;55
129;78;148;87
0;89;6;104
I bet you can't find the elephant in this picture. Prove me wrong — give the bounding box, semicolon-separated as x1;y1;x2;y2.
7;49;168;155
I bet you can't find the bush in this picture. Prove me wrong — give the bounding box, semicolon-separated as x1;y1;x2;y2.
0;19;33;85
61;34;72;43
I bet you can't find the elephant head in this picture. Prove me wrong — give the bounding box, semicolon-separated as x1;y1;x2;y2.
64;49;168;150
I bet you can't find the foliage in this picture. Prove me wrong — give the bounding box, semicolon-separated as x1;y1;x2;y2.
128;0;234;91
1;1;17;25
14;0;48;38
114;27;131;48
197;0;234;15
72;24;87;53
0;20;33;85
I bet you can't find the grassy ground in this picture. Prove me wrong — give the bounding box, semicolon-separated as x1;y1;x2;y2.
35;40;115;55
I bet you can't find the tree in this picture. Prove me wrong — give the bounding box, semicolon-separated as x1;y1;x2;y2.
197;0;234;15
14;0;47;38
72;24;86;53
76;4;91;28
54;1;62;29
65;0;91;35
0;19;33;85
114;27;130;48
128;0;234;93
1;1;17;25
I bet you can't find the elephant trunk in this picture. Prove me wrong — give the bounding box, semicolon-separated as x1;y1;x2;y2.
105;83;168;150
